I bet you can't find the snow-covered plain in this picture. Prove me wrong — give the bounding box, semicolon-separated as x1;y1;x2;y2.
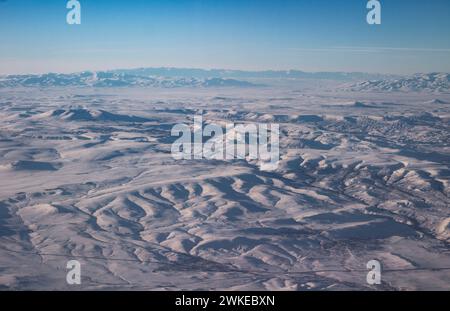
0;79;449;290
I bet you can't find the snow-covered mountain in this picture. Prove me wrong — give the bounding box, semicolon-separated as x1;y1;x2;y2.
0;68;397;89
0;71;260;88
344;73;450;93
112;67;393;81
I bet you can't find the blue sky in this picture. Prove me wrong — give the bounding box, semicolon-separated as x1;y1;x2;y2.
1;0;450;74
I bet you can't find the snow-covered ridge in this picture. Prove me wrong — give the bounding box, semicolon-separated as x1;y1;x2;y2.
344;73;450;93
0;71;260;88
37;107;153;122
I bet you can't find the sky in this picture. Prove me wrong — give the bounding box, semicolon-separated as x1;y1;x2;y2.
1;0;450;75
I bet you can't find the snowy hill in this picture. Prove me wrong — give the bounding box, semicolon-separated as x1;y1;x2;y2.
38;108;153;122
344;73;450;93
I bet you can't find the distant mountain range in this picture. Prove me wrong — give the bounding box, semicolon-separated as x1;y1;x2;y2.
111;68;394;81
2;69;447;91
344;73;450;93
0;68;397;88
0;71;263;88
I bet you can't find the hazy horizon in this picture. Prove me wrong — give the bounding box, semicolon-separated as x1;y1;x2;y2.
0;65;446;77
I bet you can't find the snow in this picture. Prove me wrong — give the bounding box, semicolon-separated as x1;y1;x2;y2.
344;73;450;93
0;78;449;290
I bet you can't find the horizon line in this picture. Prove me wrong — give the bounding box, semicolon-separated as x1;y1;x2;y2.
0;66;430;77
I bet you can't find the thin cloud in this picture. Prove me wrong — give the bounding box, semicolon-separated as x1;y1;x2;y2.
290;46;450;53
